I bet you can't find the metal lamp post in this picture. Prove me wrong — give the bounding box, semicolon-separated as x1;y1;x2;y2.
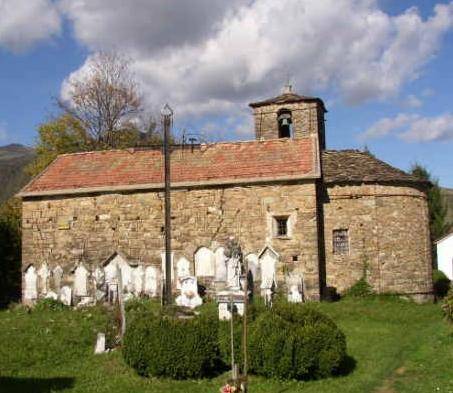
161;103;173;306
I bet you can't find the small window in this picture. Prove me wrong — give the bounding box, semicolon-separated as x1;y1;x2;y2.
333;229;349;254
274;216;289;237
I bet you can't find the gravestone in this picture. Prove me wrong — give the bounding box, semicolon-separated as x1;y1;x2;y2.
94;333;106;354
287;274;304;303
144;266;158;297
245;253;259;281
24;265;38;301
53;265;63;293
93;267;105;288
259;246;278;303
60;285;72;306
74;264;89;297
214;247;227;282
45;291;58;300
217;293;245;320
104;253;133;294
132;265;145;296
175;276;203;309
160;251;175;284
38;263;50;295
176;257;191;289
194;247;215;277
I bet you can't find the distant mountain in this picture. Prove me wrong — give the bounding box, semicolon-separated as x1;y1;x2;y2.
441;187;453;227
0;144;35;203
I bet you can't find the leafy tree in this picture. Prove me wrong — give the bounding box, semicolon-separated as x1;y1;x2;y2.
26;114;91;177
0;198;21;307
411;163;452;266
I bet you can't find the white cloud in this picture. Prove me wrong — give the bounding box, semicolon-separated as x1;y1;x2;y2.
403;94;423;108
362;113;453;141
0;0;61;52
60;0;453;135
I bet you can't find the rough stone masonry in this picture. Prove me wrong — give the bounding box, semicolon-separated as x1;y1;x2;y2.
18;88;433;305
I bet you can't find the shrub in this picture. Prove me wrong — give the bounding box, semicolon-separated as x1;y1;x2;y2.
249;303;347;380
217;300;266;368
344;277;374;298
433;270;451;299
34;298;68;312
442;288;453;322
123;309;220;379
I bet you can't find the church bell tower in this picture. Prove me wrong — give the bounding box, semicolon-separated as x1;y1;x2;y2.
249;85;327;150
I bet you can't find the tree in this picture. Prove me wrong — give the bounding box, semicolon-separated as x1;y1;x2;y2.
411;163;452;266
26;114;91;177
59;52;143;148
0;198;21;307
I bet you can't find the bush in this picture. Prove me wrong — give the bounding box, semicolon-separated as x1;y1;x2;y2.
344;277;374;298
123;309;220;379
442;288;453;322
34;298;68;312
249;303;347;380
433;270;451;299
217;300;267;368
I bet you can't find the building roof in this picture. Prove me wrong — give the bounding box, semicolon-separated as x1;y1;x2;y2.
321;150;426;185
249;92;326;110
19;138;318;197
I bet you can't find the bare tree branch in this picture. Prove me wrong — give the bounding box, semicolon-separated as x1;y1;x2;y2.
59;52;143;148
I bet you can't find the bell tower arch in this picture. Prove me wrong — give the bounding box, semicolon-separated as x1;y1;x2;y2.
249;85;327;150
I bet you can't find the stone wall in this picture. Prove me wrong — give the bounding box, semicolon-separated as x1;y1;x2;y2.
322;183;432;300
21;181;321;302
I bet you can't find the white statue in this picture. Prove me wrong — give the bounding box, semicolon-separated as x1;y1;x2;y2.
226;256;241;290
224;238;243;290
175;276;202;309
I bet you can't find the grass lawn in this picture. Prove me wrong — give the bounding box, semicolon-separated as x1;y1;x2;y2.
0;297;451;393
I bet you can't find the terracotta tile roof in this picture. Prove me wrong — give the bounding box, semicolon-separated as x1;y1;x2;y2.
322;150;425;184
20;138;317;196
249;92;326;110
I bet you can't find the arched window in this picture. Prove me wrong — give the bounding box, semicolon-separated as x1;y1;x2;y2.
277;109;292;138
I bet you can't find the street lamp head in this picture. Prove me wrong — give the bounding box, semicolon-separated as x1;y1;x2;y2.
161;103;173;117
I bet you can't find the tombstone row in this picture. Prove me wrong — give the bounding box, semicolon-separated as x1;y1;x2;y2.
23;245;303;306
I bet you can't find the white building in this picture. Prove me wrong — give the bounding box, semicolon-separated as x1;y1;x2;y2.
436;232;453;280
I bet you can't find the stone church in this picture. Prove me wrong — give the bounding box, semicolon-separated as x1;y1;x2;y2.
18;88;433;305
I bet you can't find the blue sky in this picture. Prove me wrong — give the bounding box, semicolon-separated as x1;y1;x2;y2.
0;0;452;187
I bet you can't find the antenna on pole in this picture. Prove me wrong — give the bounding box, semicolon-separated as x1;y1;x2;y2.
161;103;173;306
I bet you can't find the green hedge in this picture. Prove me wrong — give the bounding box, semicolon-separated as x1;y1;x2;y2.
249;303;347;379
123;310;220;379
123;300;347;380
